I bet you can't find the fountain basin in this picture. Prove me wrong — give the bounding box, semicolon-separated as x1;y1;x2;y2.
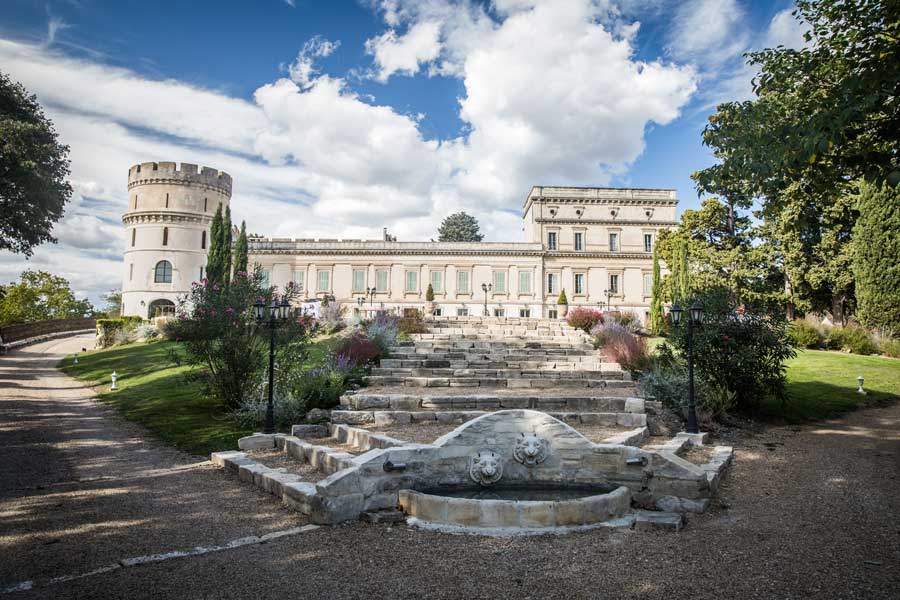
399;485;631;532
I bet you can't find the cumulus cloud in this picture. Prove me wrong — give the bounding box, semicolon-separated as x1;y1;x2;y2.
762;8;809;50
0;0;697;302
366;21;442;82
667;0;748;67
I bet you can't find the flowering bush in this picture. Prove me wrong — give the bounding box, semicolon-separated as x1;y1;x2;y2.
365;312;400;353
610;311;643;334
591;321;649;373
335;332;382;366
170;268;314;409
566;307;604;333
665;289;795;412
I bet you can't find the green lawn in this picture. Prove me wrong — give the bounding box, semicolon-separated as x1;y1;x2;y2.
59;336;340;457
772;350;900;421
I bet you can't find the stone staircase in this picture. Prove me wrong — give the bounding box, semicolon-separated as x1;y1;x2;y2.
334;316;645;424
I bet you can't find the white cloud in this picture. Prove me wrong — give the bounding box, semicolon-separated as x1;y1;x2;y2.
366;21;442;82
0;1;696;303
762;8;809;50
667;0;748;66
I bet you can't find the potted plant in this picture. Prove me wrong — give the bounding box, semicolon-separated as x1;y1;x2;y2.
557;289;569;317
425;283;436;316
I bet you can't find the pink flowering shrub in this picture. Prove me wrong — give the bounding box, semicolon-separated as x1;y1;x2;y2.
566;307;604;333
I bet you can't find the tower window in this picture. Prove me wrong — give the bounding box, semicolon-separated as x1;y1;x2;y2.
129;263;133;281
154;260;173;283
162;227;169;246
134;195;138;209
204;198;208;212
131;229;136;247
201;230;206;249
165;193;169;208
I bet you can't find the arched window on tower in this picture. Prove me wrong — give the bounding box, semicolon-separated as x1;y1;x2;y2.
201;230;206;249
131;229;136;246
162;227;169;246
154;260;173;283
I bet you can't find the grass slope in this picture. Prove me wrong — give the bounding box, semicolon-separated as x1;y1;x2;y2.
59;337;339;457
774;350;900;421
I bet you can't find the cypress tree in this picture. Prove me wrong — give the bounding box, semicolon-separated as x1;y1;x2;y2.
221;206;233;287
650;245;665;334
852;181;900;335
672;239;691;306
206;205;223;284
234;221;248;275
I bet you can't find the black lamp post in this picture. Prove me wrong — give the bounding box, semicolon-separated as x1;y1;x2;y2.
366;286;376;306
603;288;613;311
253;295;292;435
356;296;364;316
481;282;492;316
669;302;704;434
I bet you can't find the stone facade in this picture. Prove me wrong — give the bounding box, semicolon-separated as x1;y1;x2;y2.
120;161;676;319
249;186;676;320
121;162;232;318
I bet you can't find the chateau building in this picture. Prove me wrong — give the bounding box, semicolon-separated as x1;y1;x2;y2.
121;162;676;320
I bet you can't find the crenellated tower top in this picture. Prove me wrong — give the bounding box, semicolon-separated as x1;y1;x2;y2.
128;161;232;197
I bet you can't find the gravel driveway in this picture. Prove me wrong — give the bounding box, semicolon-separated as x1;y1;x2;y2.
2;336;899;599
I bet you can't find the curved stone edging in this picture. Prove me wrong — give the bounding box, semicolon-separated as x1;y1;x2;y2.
399;486;631;530
0;329;95;354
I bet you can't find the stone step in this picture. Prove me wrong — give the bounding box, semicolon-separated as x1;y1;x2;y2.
340;393;646;413
387;349;595;358
363;375;636;389
377;361;609;373
331;409;647;429
370;368;624;380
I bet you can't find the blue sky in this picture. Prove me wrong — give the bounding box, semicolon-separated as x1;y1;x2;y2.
0;0;806;302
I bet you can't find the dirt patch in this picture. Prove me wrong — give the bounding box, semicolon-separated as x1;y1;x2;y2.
245;449;330;482
362;422;461;445
677;443;716;465
569;424;636;443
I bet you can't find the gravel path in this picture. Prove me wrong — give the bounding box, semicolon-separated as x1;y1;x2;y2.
3;336;899;599
0;336;303;589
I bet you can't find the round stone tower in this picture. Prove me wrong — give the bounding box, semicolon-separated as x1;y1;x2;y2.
121;162;232;318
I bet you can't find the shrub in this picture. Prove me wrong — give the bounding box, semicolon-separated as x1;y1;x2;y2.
592;321;649;373
335;332;381;366
170;270;313;409
666;289;795;412
319;301;345;333
425;283;435;302
611;311;643;334
158;318;180;341
289;354;365;413
787;320;822;348
876;336;900;358
399;310;427;335
824;325;876;355
566;307;604;333
135;322;159;341
96;317;143;347
557;289;568;305
639;350;715;415
365;312;400;353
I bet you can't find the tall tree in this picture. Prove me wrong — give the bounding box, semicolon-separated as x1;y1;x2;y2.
649;245;665;334
233;220;248;274
206;205;224;284
0;71;72;256
692;0;900;318
0;270;93;326
437;212;484;242
100;289;122;318
852;181;900;336
663;238;692;307
221;206;233;287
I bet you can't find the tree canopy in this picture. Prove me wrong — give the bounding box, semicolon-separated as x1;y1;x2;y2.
437;212;484;242
0;71;72;256
690;0;899;320
0;270;93;326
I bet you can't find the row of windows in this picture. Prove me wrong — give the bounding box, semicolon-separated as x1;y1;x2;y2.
132;194;220;213
130;228;207;249
142;261;653;298
267;268;537;295
547;231;653;253
260;268;654;297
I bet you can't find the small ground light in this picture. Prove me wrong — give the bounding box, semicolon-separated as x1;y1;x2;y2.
74;353;78;364
111;371;118;390
857;375;865;395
